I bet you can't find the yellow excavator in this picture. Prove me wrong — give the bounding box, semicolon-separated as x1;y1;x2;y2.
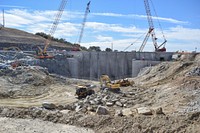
100;74;120;92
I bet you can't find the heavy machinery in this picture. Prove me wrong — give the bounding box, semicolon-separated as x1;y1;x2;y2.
72;1;91;51
100;75;120;92
116;78;135;87
139;0;167;52
36;0;67;59
75;85;95;99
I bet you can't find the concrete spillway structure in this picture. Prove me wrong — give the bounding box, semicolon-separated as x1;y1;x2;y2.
37;51;174;80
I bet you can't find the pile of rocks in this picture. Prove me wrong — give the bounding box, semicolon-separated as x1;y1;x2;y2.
46;88;164;117
186;67;200;76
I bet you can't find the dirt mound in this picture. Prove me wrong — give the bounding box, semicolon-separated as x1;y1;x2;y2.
0;66;53;98
135;54;200;87
0;27;72;50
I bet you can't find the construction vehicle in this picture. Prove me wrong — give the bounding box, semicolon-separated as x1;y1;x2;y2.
72;1;91;51
116;78;135;87
36;0;67;59
75;85;95;99
100;75;120;92
139;0;167;52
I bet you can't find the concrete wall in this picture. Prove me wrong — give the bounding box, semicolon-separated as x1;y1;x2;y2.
36;51;174;80
132;60;161;77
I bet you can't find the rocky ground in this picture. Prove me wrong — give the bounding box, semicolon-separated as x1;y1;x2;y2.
0;53;199;132
0;117;94;133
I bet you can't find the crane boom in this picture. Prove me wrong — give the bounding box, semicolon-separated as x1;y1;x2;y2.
43;0;67;55
78;1;91;45
139;0;166;52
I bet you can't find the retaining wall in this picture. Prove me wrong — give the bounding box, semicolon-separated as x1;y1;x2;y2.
37;51;174;80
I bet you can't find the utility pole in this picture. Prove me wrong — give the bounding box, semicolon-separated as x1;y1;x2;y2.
2;9;5;27
111;42;113;51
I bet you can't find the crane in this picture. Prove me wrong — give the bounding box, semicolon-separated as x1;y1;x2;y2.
139;0;167;52
72;1;91;51
36;0;67;59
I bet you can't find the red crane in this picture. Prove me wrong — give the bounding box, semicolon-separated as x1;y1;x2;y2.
36;0;67;59
139;0;167;52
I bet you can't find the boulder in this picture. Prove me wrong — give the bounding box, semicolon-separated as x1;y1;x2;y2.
115;109;123;116
89;100;96;105
115;101;123;107
106;102;114;106
137;107;153;115
154;107;165;115
129;92;135;95
75;105;82;112
60;110;70;114
120;99;127;104
42;102;56;110
96;106;109;115
122;108;134;116
87;106;95;112
111;98;119;102
63;104;74;111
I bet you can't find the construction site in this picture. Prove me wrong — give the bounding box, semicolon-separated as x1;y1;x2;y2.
0;0;200;133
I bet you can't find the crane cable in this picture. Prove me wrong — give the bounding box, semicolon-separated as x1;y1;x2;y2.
149;0;166;46
123;32;146;51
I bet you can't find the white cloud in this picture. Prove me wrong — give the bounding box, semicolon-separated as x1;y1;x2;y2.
86;22;143;33
96;35;113;42
93;12;188;24
0;5;26;8
165;26;200;41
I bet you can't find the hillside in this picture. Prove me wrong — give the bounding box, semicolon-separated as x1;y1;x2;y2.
0;27;73;51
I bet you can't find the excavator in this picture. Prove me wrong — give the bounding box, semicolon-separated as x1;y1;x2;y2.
100;75;120;92
139;0;167;52
35;0;67;59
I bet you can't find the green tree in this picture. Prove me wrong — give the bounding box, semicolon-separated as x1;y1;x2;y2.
89;46;101;52
105;48;112;52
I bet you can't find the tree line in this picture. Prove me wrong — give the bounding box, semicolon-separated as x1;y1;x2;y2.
35;32;115;52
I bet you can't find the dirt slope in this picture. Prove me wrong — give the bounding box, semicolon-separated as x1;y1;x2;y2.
0;27;72;50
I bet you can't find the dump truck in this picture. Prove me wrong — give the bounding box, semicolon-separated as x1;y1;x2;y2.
75;85;95;99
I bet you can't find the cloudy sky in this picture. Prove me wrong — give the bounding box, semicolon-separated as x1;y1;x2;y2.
0;0;200;52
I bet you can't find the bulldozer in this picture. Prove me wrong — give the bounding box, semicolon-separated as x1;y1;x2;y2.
75;85;95;99
100;74;120;92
